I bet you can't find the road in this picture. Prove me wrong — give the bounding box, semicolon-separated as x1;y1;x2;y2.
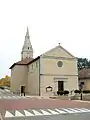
3;112;90;120
0;98;90;112
0;89;90;119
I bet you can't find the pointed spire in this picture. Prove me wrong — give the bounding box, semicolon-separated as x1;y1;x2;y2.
21;27;33;60
25;26;30;40
26;26;29;37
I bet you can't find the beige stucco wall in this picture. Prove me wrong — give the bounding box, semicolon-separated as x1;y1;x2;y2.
10;65;28;93
43;46;74;58
79;79;90;90
40;46;78;96
86;79;90;90
40;58;78;75
40;75;78;96
27;59;39;95
10;45;78;96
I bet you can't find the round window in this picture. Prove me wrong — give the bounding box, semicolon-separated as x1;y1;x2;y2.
57;61;63;67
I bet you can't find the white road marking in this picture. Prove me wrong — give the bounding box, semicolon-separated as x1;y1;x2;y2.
55;109;67;114
9;96;13;99
3;96;7;99
48;109;59;114
81;108;90;112
15;110;24;116
75;108;88;112
17;96;21;99
40;109;51;115
24;110;34;116
62;108;75;113
12;96;17;98
32;110;43;116
67;108;81;113
4;108;90;118
5;111;14;117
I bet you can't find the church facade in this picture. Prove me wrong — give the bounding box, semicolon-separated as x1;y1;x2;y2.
10;28;79;96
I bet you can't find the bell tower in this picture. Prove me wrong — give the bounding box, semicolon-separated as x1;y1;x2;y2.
21;27;33;60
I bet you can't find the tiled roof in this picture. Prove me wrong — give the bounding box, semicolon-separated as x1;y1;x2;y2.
78;68;90;79
16;57;33;64
10;56;40;69
9;57;33;69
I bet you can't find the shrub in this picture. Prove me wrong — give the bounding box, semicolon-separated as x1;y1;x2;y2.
59;91;64;95
83;90;90;94
63;90;69;95
57;90;69;96
57;91;59;95
57;91;64;95
74;90;80;94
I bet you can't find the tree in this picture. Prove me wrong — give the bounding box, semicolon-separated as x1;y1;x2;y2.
0;75;11;87
77;58;89;70
88;60;90;68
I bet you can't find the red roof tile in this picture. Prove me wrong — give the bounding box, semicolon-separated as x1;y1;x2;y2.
10;57;33;69
16;57;33;64
10;56;40;69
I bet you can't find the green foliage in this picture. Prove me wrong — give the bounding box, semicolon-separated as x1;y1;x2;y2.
57;90;69;96
63;90;69;95
0;75;11;87
83;90;90;93
77;58;90;70
57;91;63;95
74;90;80;94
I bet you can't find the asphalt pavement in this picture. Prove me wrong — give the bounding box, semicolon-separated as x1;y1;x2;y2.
0;107;89;120
3;112;90;120
0;89;90;120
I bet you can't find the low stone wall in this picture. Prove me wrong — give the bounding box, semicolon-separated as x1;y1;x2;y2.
70;94;90;100
49;95;70;100
49;93;90;101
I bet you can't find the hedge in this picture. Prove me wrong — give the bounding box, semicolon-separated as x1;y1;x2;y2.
57;90;69;95
74;90;80;94
74;89;90;94
63;90;69;95
57;91;64;95
83;90;90;94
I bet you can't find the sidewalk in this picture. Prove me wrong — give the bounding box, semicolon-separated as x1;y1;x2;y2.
25;95;50;99
74;100;90;103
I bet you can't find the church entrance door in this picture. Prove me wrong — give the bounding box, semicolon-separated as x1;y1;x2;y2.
58;81;64;91
21;85;25;96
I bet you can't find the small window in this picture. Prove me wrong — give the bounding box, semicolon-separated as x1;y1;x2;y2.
28;47;29;49
36;62;38;68
32;64;33;69
81;82;84;85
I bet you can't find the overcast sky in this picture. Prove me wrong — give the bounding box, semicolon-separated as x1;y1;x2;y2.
0;0;90;78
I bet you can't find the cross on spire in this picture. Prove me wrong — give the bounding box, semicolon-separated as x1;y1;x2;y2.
58;43;61;46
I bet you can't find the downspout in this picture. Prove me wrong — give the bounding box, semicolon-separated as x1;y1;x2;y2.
39;58;40;96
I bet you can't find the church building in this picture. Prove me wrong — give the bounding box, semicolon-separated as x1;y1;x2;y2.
10;28;78;96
